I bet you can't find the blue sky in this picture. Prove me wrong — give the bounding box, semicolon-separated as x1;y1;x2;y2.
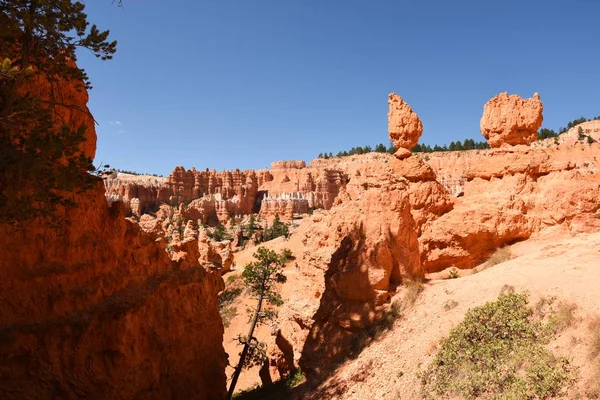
80;0;600;176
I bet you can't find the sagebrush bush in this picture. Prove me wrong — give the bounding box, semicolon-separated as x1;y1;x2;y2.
421;292;576;399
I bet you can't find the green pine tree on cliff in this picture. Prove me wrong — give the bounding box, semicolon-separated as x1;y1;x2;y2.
0;1;117;226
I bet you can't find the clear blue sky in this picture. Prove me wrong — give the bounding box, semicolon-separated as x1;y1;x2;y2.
79;0;600;176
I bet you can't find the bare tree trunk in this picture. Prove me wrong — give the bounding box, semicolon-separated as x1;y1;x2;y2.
226;291;264;400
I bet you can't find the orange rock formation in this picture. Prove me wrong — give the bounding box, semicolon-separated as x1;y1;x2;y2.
387;93;423;154
480;92;543;147
0;68;227;399
225;133;600;387
105;160;348;222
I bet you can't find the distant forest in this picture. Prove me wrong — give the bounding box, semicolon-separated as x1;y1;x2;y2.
317;115;600;159
538;115;600;139
111;168;164;177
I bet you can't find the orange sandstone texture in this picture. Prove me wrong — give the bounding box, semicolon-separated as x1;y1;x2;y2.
387;93;423;152
105;160;348;222
0;69;227;399
17;62;97;160
480;92;543;147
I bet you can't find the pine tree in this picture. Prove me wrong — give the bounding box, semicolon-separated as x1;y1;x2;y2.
262;213;289;242
247;214;257;238
226;247;292;399
212;223;229;242
0;1;117;226
387;142;397;154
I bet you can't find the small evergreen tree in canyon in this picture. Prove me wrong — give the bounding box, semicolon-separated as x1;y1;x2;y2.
227;247;292;399
262;213;289;242
0;1;117;226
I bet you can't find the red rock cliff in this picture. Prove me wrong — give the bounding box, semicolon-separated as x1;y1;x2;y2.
0;70;227;399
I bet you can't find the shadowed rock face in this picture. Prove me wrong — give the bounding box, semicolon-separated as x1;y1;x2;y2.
0;68;227;400
16;61;97;160
480;92;543;147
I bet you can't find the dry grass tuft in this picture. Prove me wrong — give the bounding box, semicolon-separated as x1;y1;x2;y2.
220;306;238;328
402;280;424;308
588;316;600;399
378;280;424;332
590;316;600;360
475;247;513;273
553;301;578;332
443;299;458;311
487;246;512;266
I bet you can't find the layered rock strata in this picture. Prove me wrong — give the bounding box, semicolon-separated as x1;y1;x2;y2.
105;160;348;222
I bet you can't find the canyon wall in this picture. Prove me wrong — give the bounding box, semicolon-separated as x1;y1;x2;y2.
1;70;227;399
105;160;348;222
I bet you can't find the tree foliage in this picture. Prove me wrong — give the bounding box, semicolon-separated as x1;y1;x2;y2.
0;1;117;226
262;214;289;242
538;115;600;140
318;139;491;159
227;247;293;399
210;223;230;242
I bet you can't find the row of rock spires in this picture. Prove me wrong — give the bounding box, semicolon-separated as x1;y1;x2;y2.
104;161;348;223
105;90;543;225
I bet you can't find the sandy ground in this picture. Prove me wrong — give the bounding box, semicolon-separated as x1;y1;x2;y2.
223;224;600;398
294;227;600;399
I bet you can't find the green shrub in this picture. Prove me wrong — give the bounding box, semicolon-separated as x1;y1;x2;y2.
448;268;459;279
262;214;289;242
232;368;305;399
421;292;576;399
211;223;230;242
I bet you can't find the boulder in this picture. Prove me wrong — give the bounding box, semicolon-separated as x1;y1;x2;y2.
480;92;543;147
388;93;423;151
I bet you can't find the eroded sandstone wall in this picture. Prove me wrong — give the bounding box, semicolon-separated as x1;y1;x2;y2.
105;160;348;222
1;68;227;399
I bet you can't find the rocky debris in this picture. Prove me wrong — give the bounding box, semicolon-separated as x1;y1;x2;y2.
387;93;423;151
480;92;543;147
